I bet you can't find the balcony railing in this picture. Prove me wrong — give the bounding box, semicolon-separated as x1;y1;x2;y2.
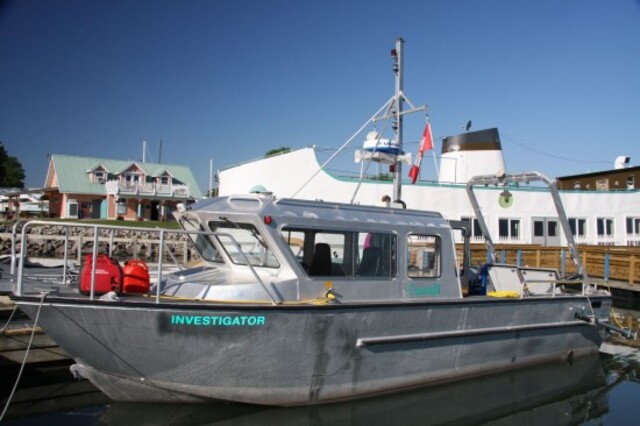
105;180;190;198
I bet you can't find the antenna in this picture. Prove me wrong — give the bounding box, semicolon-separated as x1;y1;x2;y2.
209;159;214;197
142;140;146;163
392;37;404;203
158;139;163;163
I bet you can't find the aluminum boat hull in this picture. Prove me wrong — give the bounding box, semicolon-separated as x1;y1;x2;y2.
15;295;608;405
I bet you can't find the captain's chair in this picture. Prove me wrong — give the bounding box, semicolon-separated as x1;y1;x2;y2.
358;247;382;277
309;243;332;276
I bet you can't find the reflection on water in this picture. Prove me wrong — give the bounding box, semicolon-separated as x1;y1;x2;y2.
3;352;639;425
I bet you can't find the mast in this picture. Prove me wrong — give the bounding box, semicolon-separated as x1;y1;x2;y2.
392;38;404;202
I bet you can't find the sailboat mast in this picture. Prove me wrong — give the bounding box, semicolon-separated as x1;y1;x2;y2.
392;38;404;202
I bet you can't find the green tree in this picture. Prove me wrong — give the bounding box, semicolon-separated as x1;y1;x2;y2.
0;142;26;188
264;147;291;157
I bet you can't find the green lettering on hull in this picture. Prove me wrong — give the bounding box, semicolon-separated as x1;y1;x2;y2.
170;315;267;327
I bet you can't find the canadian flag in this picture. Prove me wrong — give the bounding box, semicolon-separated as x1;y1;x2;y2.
408;123;434;184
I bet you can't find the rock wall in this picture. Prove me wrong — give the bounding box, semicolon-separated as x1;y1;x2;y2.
0;225;200;265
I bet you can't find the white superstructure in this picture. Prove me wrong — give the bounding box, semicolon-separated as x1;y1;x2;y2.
218;38;639;247
218;145;640;247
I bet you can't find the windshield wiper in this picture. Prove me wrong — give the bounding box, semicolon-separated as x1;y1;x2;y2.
219;217;267;249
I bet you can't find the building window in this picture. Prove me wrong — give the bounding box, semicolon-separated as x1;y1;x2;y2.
124;173;141;184
568;218;587;238
160;176;170;185
407;235;441;278
498;218;520;241
626;217;640;236
533;220;544;237
596;179;608;190
460;217;483;240
597;218;614;237
116;199;127;215
94;171;106;183
628;176;635;190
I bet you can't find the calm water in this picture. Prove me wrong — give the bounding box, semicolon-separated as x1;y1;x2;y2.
1;351;639;425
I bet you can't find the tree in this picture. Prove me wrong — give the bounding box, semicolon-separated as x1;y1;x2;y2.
0;142;26;188
264;147;291;157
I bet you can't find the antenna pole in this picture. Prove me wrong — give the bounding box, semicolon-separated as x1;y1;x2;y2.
209;159;213;197
392;38;404;202
142;140;146;163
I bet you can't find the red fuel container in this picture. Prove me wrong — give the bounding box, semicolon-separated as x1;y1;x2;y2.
80;254;123;295
123;260;150;294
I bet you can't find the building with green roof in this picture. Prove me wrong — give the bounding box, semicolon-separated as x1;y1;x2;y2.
44;154;203;220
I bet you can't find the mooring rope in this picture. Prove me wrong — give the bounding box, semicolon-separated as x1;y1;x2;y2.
0;305;19;335
0;292;48;422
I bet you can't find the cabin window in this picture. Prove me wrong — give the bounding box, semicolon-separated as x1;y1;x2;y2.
569;218;587;238
210;221;280;268
280;227;396;278
407;235;441;278
179;217;222;263
627;177;635;190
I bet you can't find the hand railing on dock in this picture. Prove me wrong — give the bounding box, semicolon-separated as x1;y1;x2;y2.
462;244;640;285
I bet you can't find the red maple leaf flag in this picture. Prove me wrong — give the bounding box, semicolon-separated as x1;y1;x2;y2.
418;123;434;154
409;123;433;184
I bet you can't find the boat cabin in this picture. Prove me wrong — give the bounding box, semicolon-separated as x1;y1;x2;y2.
170;195;463;303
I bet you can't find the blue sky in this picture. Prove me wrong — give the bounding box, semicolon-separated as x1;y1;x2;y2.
1;0;639;192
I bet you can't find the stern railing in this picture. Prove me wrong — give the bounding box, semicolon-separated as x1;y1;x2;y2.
13;221;282;305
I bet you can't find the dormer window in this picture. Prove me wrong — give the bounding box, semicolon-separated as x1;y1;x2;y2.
124;173;141;184
94;171;107;183
160;176;170;185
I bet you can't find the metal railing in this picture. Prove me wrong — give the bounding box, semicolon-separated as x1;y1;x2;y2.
104;181;190;198
12;220;282;305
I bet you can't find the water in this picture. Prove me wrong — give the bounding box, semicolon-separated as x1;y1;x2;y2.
2;351;639;425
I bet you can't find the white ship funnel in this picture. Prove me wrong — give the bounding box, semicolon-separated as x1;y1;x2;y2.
614;155;630;170
438;128;506;184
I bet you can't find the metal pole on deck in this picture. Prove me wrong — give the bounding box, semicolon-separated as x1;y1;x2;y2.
90;227;99;300
392;38;404;203
62;227;69;284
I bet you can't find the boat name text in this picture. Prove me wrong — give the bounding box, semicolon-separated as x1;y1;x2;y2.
407;283;441;296
170;314;266;327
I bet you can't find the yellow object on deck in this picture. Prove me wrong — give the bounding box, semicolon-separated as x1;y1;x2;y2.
487;291;520;298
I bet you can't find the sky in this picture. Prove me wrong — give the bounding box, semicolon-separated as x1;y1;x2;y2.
1;0;639;193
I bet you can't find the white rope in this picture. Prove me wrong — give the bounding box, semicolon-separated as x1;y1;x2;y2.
0;305;19;335
290;96;395;198
0;292;48;422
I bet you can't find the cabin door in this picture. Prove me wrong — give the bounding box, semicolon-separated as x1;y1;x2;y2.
532;217;561;246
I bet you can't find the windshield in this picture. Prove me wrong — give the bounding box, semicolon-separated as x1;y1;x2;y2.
179;215;222;262
209;221;280;268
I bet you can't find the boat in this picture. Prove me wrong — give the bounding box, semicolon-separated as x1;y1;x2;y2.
7;38;634;406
